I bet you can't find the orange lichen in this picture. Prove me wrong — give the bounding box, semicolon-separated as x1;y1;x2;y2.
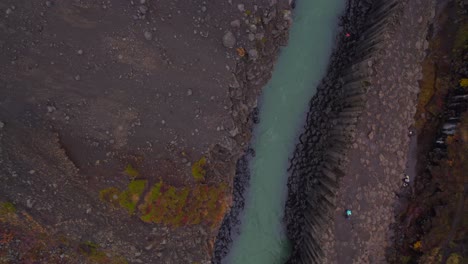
237;47;246;57
413;240;422;251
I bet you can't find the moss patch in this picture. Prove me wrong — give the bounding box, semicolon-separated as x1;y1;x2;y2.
0;202;16;215
191;157;207;182
139;182;228;227
118;180;147;214
100;180;147;214
101;180;228;228
124;164;139;179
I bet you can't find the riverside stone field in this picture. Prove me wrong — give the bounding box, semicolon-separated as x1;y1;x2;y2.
1;0;467;264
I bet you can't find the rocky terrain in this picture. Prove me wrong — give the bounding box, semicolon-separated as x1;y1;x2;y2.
1;0;466;263
285;0;466;263
0;0;293;263
388;1;467;262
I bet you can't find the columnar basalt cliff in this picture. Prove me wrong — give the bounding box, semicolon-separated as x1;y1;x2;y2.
285;0;405;262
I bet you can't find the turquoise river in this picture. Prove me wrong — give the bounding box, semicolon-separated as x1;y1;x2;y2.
224;0;346;263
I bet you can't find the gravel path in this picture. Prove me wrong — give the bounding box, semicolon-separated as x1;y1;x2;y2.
321;0;436;263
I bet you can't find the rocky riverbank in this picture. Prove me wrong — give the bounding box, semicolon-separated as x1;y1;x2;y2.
284;0;441;263
212;1;294;261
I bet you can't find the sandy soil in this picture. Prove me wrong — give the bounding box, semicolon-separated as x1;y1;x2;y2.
0;0;292;263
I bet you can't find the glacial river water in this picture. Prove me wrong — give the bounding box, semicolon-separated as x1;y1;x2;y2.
224;1;345;263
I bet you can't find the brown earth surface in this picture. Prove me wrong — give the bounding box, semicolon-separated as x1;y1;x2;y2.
0;0;292;263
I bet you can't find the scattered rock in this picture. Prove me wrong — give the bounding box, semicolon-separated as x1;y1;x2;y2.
283;10;292;21
47;106;56;113
222;31;236;48
187;89;193;96
248;33;255;41
237;4;245;12
229;127;239;137
74;75;81;81
145;244;153;251
77;49;83;55
229;74;240;88
45;1;53;8
255;32;265;40
249;24;257;32
144;31;153;40
138;5;148;14
201;6;207;12
368;130;375;140
0;121;4;129
415;40;422;50
230;19;241;27
248;49;258;60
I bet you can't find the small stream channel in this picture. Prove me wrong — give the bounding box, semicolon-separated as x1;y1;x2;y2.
223;1;345;263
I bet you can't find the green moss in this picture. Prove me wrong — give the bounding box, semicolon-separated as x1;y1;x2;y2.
118;192;136;213
100;174;228;227
138;182;227;227
0;202;16;215
128;179;147;193
191;157;207;182
119;180;147;214
124;164;139;178
139;184;190;226
149;182;163;201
